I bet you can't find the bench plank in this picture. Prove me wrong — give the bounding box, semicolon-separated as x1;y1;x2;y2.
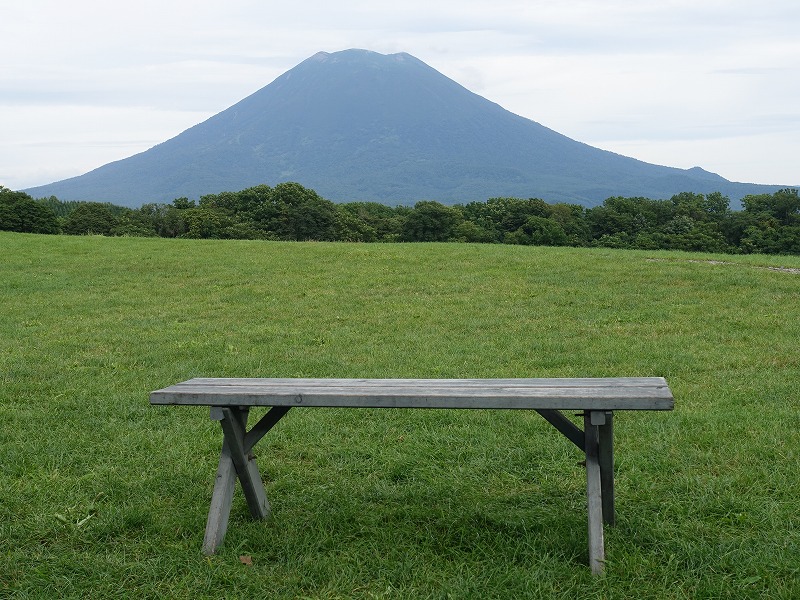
150;377;673;411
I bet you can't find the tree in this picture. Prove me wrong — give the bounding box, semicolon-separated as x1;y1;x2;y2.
587;196;671;239
743;188;800;226
135;203;187;238
701;192;731;221
483;197;551;233
670;192;708;221
112;209;158;237
506;215;568;246
62;202;119;236
180;207;234;239
35;195;81;218
270;182;338;241
458;201;501;242
339;202;408;241
655;218;730;252
0;187;59;234
201;185;272;220
334;206;377;242
402;201;462;242
451;220;497;243
549;203;590;246
172;197;196;210
738;220;800;254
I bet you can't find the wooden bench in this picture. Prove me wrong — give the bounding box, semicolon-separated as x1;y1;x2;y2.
150;377;674;574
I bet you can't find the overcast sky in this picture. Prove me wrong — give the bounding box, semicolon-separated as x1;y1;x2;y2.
3;0;799;193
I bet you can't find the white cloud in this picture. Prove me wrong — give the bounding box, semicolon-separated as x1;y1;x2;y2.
2;0;798;190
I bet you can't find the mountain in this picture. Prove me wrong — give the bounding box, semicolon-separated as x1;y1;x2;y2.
25;49;790;208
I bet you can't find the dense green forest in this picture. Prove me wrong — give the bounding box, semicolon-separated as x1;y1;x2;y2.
2;183;799;255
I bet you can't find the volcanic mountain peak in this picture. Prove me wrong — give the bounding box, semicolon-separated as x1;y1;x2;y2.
25;49;786;207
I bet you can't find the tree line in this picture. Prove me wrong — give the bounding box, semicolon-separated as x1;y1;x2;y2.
2;182;799;255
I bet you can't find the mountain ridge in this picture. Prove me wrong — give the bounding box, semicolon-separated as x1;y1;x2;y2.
24;49;791;208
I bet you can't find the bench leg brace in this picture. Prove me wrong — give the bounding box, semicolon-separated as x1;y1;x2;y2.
202;406;290;555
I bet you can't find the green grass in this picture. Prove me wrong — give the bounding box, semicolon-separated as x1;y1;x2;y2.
1;232;799;599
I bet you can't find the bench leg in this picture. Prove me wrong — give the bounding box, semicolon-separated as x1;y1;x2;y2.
538;408;614;573
202;407;271;555
203;438;238;555
598;412;615;525
584;411;606;575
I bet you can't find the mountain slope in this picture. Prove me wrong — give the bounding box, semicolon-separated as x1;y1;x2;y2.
25;49;788;207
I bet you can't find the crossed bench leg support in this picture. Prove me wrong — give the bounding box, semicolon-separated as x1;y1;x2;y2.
203;405;291;555
202;406;615;575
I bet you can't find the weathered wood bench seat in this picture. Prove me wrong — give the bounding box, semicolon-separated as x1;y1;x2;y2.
150;377;674;574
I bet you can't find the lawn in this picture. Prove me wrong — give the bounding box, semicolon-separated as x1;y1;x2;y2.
1;232;798;598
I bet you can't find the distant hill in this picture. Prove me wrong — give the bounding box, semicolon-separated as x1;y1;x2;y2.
25;49;791;208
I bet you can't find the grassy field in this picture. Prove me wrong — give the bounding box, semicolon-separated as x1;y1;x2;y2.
1;232;798;599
